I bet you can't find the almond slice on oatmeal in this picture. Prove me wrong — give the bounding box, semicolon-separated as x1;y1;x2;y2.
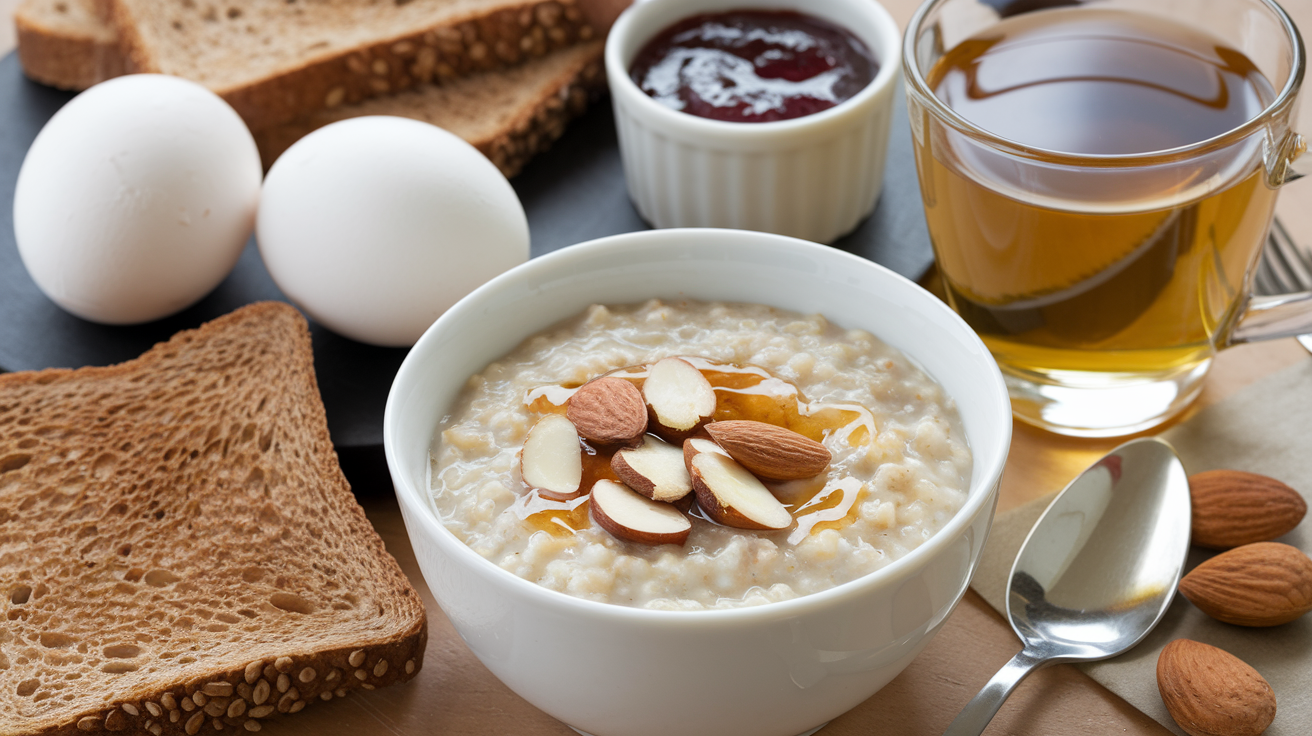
612;436;693;503
691;452;793;531
682;435;729;473
591;479;692;546
520;414;584;500
643;357;717;441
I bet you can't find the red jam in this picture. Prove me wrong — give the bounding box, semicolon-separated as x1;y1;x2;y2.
629;10;878;123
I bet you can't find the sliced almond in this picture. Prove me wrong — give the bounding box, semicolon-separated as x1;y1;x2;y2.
566;377;647;447
642;357;717;441
705;420;830;480
590;479;692;546
683;436;729;474
671;493;696;513
612;437;692;503
520;414;583;500
691;452;792;530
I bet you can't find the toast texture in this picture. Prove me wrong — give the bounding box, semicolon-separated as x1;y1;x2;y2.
0;303;427;736
254;39;604;174
12;0;606;177
13;0;124;90
107;0;602;130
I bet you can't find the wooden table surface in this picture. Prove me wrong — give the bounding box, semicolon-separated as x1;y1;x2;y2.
4;0;1311;733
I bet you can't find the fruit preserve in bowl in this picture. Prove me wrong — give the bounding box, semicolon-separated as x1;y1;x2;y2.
605;0;903;244
629;9;879;123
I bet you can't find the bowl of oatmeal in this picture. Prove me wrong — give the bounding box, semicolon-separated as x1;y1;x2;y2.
384;228;1010;736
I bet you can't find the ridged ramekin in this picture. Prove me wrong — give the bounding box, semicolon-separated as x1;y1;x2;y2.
605;0;902;244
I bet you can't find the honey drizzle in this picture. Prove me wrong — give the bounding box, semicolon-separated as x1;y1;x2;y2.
509;491;591;535
517;357;876;539
523;385;579;415
785;477;864;545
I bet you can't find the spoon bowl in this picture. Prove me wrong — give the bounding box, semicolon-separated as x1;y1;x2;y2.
945;437;1192;736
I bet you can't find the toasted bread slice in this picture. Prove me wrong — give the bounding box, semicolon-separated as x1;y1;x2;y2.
255;39;603;174
0;303;427;736
11;0;605;177
106;0;613;130
13;0;124;90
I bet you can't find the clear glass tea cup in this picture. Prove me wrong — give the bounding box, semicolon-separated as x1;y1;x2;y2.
904;0;1312;437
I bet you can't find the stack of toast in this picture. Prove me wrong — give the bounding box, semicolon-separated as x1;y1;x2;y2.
13;0;624;174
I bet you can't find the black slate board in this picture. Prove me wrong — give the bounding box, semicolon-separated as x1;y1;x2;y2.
0;51;934;452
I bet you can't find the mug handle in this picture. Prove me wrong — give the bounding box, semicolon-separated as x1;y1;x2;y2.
1229;218;1312;345
1228;136;1312;345
1266;132;1307;187
1229;291;1312;344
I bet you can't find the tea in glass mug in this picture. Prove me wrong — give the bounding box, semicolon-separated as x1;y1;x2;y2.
904;0;1312;436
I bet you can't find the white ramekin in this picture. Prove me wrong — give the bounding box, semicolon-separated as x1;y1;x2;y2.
605;0;903;244
384;229;1011;736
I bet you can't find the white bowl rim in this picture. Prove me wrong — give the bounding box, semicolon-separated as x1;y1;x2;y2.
384;228;1011;626
604;0;905;138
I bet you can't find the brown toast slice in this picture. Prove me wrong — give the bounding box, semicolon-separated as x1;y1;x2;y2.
106;0;621;130
11;0;605;177
254;39;603;174
13;0;124;90
0;302;427;736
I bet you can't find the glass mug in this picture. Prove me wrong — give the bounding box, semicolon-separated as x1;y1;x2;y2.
904;0;1312;436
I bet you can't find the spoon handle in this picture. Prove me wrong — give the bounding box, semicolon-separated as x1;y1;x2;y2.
941;648;1048;736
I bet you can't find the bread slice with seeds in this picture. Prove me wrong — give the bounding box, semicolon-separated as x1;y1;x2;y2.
254;39;603;174
106;0;615;130
11;0;605;177
13;0;124;90
0;302;427;736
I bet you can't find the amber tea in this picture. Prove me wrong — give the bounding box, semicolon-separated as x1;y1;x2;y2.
919;7;1280;383
903;0;1306;435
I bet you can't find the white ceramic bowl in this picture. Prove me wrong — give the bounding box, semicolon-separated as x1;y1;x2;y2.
384;229;1011;736
605;0;903;244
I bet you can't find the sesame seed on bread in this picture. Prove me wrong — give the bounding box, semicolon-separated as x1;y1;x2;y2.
0;302;427;736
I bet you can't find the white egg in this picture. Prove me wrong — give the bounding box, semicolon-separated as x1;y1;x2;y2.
257;116;530;348
13;74;262;324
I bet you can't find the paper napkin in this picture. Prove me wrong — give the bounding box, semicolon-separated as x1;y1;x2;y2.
971;357;1312;736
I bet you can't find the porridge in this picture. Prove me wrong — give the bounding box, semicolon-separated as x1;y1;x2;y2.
429;300;972;610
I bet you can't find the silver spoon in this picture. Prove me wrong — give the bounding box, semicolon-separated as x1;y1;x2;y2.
944;437;1192;736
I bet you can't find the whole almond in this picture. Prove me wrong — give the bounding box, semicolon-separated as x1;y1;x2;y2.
566;377;647;446
1157;639;1275;736
1179;542;1312;627
704;421;830;481
1189;470;1306;550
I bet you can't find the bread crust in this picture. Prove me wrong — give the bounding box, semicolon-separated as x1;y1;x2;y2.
13;0;606;176
479;43;604;177
13;0;124;90
0;303;427;736
108;0;599;130
253;41;606;175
